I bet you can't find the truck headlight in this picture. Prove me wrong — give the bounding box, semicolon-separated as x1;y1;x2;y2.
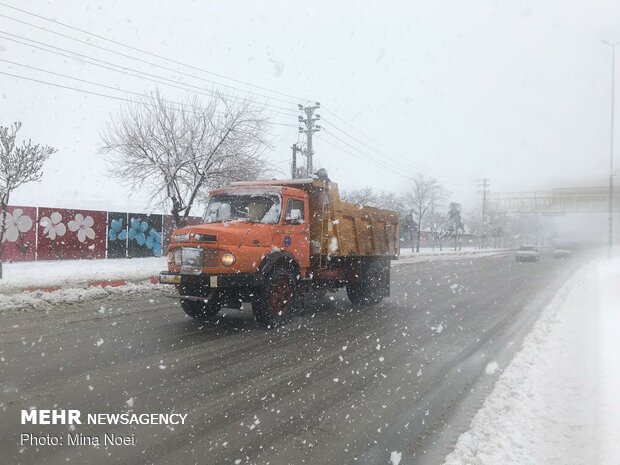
166;252;173;264
221;253;235;266
174;249;182;265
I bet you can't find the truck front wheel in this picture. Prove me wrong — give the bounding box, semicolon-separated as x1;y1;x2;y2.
180;291;222;320
253;267;297;328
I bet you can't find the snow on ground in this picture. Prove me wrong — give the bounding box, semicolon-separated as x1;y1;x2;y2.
0;282;164;313
442;255;620;465
396;247;509;265
0;249;505;293
0;257;167;292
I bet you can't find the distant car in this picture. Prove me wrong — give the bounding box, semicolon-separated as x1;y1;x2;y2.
553;245;573;258
516;245;539;262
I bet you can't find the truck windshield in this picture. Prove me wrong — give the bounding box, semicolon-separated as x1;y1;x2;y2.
203;193;281;224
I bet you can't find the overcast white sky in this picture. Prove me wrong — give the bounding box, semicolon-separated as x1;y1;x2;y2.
1;0;619;218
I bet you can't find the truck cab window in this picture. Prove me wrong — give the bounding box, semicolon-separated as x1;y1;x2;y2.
285;198;305;224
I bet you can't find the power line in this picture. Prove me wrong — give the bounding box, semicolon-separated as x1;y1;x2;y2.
316;134;417;182
0;69;297;128
321;116;452;182
0;30;299;118
0;3;479;190
320;128;419;178
0;9;305;107
321;106;473;183
0;1;312;103
319;130;417;179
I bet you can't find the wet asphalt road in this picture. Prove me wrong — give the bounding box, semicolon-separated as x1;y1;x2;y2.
0;252;583;465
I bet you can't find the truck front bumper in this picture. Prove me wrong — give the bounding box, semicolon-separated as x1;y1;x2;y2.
158;271;263;289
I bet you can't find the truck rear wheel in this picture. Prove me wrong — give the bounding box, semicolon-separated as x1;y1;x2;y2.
346;283;383;306
180;291;222;320
346;258;389;307
253;267;297;328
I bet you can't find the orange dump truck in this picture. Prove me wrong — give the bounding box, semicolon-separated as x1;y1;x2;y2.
159;176;400;327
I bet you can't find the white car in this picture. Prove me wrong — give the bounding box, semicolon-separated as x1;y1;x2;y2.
553;246;572;258
516;245;539;262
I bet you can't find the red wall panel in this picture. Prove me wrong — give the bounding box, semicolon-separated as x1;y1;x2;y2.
1;206;37;262
37;208;107;260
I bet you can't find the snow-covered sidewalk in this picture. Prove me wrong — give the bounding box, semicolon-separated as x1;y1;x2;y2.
396;247;509;265
443;255;620;465
0;257;167;293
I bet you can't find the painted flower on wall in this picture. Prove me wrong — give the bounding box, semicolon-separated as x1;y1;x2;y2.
39;212;66;240
128;217;149;246
2;209;33;242
108;218;127;241
68;213;96;243
146;229;162;256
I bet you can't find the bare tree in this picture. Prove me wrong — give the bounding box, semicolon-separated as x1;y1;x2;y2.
428;210;449;251
101;90;272;227
403;175;443;252
0;122;56;278
341;187;404;210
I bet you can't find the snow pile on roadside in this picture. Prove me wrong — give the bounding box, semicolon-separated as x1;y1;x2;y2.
0;257;167;291
396;248;508;265
0;282;167;313
596;257;620;463
442;256;620;465
399;247;506;257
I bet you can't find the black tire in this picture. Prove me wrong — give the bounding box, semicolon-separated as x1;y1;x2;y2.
346;282;383;306
346;259;387;307
180;291;222;320
252;266;297;328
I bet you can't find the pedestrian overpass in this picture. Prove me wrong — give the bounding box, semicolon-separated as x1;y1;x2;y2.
489;186;620;214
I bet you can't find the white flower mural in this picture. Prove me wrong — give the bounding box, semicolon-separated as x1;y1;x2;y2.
68;213;95;243
40;212;66;240
2;209;33;242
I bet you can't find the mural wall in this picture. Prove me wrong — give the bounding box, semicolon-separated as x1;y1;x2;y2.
1;206;37;262
0;205;201;262
107;212;128;259
37;208;107;260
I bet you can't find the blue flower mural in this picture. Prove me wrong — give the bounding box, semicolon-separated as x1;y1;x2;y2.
107;212;128;258
127;216;163;257
128;218;149;246
108;218;127;241
146;229;162;257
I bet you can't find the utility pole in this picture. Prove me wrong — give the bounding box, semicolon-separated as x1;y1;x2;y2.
603;40;619;259
477;178;490;248
291;143;300;179
298;103;321;176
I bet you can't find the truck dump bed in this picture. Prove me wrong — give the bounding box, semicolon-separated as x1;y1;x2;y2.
231;178;400;259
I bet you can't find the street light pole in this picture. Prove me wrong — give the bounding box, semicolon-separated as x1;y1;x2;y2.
603;40;620;258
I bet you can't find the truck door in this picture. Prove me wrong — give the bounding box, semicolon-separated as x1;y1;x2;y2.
275;196;310;270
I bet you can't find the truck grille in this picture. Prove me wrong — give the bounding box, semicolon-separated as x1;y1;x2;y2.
203;248;219;267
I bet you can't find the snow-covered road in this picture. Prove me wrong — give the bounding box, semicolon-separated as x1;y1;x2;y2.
443;255;620;465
